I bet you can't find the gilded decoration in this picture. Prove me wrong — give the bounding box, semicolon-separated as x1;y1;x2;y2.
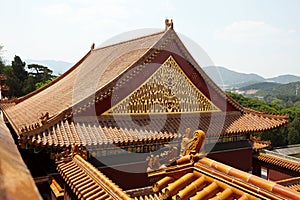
103;56;220;115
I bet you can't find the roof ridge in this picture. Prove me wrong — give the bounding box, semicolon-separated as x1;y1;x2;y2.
93;30;165;52
243;107;289;119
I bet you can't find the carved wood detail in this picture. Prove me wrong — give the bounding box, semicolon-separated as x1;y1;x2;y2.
103;56;220;115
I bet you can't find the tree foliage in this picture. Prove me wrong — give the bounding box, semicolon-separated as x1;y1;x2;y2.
0;45;4;73
0;53;56;97
227;92;300;146
12;55;28;82
254;82;300;103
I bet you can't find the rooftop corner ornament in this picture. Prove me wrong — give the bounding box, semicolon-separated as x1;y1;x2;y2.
146;129;206;172
90;43;95;50
165;18;173;30
180;129;206;157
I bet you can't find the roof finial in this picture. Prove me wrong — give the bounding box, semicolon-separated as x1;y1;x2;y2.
91;43;95;50
165;18;173;30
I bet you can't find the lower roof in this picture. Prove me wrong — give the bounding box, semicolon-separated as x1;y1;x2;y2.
57;153;131;200
273;144;300;155
144;155;300;200
56;152;300;200
254;150;300;173
20;111;288;149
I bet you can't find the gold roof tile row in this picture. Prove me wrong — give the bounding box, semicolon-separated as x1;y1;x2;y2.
145;170;260;200
56;152;300;200
25;119;179;148
143;156;300;200
57;154;131;200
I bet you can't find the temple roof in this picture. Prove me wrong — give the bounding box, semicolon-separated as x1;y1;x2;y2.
0;118;40;200
55;152;300;200
142;155;300;200
1;30;165;134
0;22;288;149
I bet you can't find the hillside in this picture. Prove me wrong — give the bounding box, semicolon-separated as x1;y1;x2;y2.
203;66;300;89
255;82;300;101
239;82;281;91
267;75;300;84
203;66;265;88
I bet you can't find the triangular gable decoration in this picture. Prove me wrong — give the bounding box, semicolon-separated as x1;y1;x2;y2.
103;56;221;115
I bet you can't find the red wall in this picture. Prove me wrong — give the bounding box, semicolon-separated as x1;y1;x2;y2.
99;162;150;190
268;168;293;181
208;148;252;171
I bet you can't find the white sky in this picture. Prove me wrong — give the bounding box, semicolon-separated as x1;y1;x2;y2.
1;0;300;78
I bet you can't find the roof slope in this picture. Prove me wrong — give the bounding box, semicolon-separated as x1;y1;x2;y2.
0;118;40;200
2;31;165;134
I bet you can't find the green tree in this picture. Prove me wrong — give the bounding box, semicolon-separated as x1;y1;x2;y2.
0;45;5;74
35;80;52;89
28;64;55;83
27;64;56;90
22;76;36;95
1;54;56;97
7;55;29;96
3;65;20;97
255;128;288;147
287;117;300;144
12;55;27;82
227;91;299;147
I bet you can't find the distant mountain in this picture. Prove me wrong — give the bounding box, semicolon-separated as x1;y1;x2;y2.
239;82;281;91
25;59;73;75
203;66;300;89
203;66;265;88
267;75;300;84
255;82;300;99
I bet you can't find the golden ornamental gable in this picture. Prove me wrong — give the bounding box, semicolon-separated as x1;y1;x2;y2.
103;56;221;115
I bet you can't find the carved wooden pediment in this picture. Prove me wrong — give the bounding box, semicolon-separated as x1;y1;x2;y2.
103;56;220;115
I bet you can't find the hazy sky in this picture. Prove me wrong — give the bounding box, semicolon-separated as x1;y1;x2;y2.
1;0;300;78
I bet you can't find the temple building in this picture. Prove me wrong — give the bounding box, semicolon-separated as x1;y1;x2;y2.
1;19;299;199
